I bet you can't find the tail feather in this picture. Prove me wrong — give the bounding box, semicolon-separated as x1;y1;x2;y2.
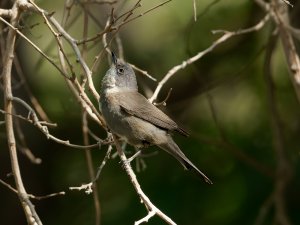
158;139;212;184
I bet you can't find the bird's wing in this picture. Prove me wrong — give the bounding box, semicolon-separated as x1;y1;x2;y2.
114;91;189;137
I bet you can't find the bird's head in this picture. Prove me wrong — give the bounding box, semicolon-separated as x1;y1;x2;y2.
101;52;137;93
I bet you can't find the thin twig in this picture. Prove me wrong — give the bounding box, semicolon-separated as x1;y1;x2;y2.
193;0;197;21
129;63;157;82
117;0;172;29
0;109;57;127
273;0;300;101
14;116;42;164
14;55;51;122
0;16;71;79
11;97;102;149
69;145;112;194
116;33;124;60
54;16;105;128
82;0;117;5
28;0;100;101
153;88;172;106
0;178;65;200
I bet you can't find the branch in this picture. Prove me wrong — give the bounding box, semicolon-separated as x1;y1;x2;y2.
253;193;274;225
13;55;51;122
82;0;117;5
2;1;42;224
11;97;102;149
149;14;270;103
14;117;42;164
193;0;197;21
70;144;112;194
272;0;300;102
263;29;292;225
116;0;172;29
0;16;71;79
28;0;100;101
153;88;172;106
129;63;157;82
82;111;101;225
112;134;176;225
254;0;300;103
0;179;65;200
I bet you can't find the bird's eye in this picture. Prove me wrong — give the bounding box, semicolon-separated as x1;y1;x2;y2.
117;68;124;74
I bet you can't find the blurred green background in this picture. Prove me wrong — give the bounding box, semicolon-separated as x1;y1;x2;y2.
1;0;300;224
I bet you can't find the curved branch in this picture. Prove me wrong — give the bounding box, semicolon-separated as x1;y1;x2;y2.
11;97;102;149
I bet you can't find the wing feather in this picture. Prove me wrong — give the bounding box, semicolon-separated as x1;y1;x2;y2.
113;92;188;136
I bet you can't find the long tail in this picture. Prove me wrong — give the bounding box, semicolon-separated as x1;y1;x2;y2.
158;138;212;184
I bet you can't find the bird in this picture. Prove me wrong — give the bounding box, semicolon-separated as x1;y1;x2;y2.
99;52;212;184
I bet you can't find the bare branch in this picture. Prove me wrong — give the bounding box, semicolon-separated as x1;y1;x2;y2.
153;88;172;106
11;97;102;149
2;1;42;223
193;0;197;21
81;0;117;5
0;109;57;127
273;0;300;101
149;14;270;103
70;144;113;194
112;134;177;225
28;0;100;101
14;117;42;164
117;0;172;29
0;178;65;200
0;16;71;79
82;111;101;225
14;55;51;122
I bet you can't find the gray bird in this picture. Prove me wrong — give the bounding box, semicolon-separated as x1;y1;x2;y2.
100;52;212;184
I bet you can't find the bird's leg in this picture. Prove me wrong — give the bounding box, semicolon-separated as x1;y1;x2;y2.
125;148;148;172
135;148;159;172
127;149;142;163
119;148;140;170
135;148;147;172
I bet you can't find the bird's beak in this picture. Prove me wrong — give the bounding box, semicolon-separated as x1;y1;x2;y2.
111;51;117;65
